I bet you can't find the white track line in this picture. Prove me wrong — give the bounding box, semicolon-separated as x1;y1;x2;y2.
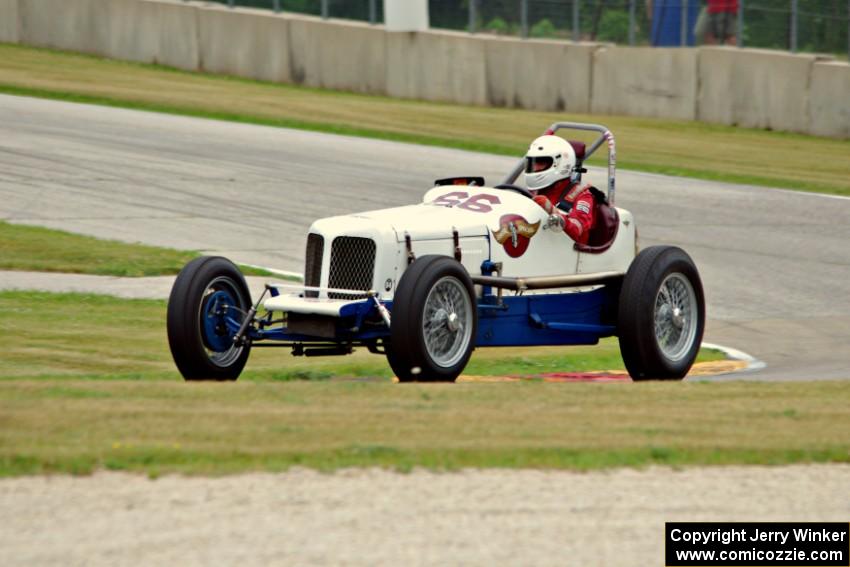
702;342;767;374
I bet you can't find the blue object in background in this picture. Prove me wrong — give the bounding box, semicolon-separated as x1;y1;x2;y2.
651;0;701;46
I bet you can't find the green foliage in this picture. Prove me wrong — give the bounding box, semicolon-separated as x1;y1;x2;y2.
597;11;630;44
530;18;557;39
485;17;510;35
742;0;849;54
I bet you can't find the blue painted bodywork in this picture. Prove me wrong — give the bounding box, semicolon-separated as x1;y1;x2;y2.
223;297;391;343
477;288;616;347
223;286;616;348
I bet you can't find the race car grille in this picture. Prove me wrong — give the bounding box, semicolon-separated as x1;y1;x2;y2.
328;237;376;300
304;233;324;298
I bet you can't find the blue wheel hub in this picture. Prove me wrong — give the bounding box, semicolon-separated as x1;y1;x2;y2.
202;289;237;352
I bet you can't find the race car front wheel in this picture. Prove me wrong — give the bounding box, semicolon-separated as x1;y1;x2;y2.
167;256;252;381
617;246;705;380
388;255;477;382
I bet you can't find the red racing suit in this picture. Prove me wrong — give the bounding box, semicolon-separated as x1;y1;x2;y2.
532;179;596;245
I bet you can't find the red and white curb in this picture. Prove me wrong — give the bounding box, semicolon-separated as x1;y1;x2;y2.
701;342;767;374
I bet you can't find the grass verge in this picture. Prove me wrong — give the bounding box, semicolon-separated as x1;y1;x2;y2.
1;379;848;476
0;220;278;277
2;291;841;476
0;291;721;381
1;44;849;196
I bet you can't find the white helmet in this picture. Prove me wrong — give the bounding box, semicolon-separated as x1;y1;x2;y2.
524;135;577;191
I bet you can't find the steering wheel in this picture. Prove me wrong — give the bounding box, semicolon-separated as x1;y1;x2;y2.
494;184;534;199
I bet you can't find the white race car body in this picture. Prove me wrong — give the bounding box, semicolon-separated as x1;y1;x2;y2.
166;121;705;383
264;185;635;315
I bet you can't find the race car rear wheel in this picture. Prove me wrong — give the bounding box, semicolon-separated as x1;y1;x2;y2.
388;255;477;382
617;246;705;380
167;256;252;381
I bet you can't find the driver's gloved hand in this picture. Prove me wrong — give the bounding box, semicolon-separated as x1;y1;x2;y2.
546;214;565;230
534;196;564;230
533;195;554;214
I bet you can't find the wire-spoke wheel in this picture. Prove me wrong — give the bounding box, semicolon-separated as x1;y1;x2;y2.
388;256;477;382
199;276;249;369
422;276;474;368
618;246;705;380
167;256;252;381
653;273;698;363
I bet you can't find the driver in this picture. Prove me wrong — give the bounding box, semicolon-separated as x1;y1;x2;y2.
524;135;597;246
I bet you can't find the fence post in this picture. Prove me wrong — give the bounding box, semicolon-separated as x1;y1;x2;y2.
469;0;477;34
737;0;743;47
521;0;529;39
847;0;850;62
572;0;580;42
790;0;798;52
628;0;636;45
227;0;234;7
321;0;329;19
680;0;688;46
369;0;376;24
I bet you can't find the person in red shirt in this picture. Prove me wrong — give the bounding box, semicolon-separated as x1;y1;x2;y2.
524;135;596;246
706;0;738;45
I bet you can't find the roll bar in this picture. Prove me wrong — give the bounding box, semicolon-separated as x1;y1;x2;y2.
501;122;617;205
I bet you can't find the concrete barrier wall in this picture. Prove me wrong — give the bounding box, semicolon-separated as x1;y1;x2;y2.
2;0;849;138
100;0;198;70
807;61;850;138
288;15;385;93
698;47;815;133
17;0;199;70
592;46;698;120
387;30;487;105
147;0;200;71
0;0;18;43
99;0;164;64
19;0;101;52
483;37;594;113
199;6;290;83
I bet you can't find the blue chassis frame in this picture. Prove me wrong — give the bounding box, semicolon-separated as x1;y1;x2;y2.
219;286;618;350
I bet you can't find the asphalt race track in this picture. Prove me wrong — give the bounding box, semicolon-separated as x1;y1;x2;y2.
1;94;849;380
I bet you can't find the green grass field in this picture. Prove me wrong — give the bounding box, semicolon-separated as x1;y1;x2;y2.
1;44;849;195
0;291;721;381
2;43;847;477
0;220;278;277
2;379;848;476
0;290;842;477
2;290;846;477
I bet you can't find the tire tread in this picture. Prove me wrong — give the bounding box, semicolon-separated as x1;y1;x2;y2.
167;256;251;381
618;246;705;380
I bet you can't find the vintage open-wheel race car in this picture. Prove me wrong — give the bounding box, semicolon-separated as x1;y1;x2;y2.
167;122;706;382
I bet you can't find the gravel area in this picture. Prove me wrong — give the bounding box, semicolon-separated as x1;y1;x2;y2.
1;465;847;566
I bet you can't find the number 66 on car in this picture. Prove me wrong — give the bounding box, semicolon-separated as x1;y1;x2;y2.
167;122;706;382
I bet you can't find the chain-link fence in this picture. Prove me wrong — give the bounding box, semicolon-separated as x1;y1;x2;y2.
204;0;850;59
430;0;652;44
202;0;383;23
